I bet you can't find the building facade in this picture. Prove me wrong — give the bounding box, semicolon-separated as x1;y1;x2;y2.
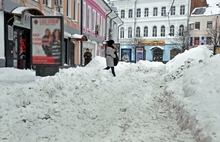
111;0;191;63
0;0;84;68
189;3;220;49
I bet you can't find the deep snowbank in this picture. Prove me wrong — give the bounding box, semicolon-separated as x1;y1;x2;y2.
164;47;220;142
0;45;220;142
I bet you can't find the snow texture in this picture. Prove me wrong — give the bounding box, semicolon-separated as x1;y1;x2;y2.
0;45;219;142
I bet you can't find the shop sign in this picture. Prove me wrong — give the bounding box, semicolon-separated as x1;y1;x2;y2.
139;40;165;46
214;45;220;55
31;16;64;65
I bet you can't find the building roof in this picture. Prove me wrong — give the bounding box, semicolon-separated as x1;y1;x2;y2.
191;4;220;16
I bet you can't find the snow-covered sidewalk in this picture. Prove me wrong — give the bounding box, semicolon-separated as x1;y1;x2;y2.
0;45;219;142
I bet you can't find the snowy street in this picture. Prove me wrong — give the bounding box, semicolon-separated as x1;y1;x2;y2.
0;46;220;142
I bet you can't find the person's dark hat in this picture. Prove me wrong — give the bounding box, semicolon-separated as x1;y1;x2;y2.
86;48;89;50
107;40;115;46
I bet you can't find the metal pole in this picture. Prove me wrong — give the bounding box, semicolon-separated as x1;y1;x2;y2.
186;0;191;50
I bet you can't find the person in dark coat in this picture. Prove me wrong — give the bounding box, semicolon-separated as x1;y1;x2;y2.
84;48;92;66
104;40;116;77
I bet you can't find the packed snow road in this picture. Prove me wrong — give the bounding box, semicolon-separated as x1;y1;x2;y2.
0;58;196;142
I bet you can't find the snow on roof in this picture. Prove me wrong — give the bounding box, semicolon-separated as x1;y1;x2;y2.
191;4;220;16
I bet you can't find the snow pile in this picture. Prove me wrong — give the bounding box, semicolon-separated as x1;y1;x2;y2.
166;45;212;72
0;68;39;88
0;45;220;142
164;50;220;141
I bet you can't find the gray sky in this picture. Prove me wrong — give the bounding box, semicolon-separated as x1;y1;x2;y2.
206;0;219;4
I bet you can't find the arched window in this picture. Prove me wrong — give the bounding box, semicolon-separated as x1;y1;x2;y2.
121;10;125;18
161;25;165;37
129;9;133;18
170;25;174;36
136;27;140;37
179;25;184;36
120;27;124;38
128;27;132;38
153;26;157;37
144;26;148;37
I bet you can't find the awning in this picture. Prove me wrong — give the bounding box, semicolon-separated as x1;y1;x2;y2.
71;34;88;41
150;46;164;50
11;7;44;15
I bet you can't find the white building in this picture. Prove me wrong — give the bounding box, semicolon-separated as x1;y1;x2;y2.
111;0;190;62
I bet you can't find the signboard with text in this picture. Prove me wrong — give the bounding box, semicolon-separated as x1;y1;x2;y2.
31;16;63;65
214;45;220;55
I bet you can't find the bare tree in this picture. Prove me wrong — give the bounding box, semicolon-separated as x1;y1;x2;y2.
206;26;220;45
170;28;193;51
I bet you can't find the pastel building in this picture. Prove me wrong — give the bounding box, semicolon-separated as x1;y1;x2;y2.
82;0;107;64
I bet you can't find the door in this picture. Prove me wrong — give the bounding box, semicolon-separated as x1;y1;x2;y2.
5;25;14;67
153;48;163;62
69;42;75;67
14;27;31;69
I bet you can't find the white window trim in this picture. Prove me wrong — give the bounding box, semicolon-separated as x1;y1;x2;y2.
88;6;91;30
67;0;72;18
74;0;78;21
93;10;96;31
83;2;86;27
103;18;105;37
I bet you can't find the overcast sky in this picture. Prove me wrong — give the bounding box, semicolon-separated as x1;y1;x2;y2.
206;0;219;4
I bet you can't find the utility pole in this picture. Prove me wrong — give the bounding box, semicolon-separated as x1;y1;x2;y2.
186;0;191;50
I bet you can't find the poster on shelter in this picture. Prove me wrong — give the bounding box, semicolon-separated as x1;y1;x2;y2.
136;47;144;62
214;45;220;55
31;16;63;65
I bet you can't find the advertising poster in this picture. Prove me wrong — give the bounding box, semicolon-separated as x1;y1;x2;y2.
136;47;144;62
214;45;220;55
31;16;63;65
121;49;131;62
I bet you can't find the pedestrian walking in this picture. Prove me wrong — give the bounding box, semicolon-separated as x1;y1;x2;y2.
104;40;117;77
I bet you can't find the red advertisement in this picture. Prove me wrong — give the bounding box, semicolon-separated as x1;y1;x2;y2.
31;16;63;65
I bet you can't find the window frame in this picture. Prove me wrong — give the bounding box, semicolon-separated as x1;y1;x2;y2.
179;25;184;36
121;10;125;18
137;8;141;17
161;7;166;16
144;8;149;17
153;7;158;16
66;0;71;18
129;9;133;18
195;22;200;30
136;27;140;37
194;37;200;45
180;5;185;15
170;25;175;36
120;27;124;38
144;26;148;37
207;21;212;29
128;27;132;38
153;26;157;37
171;6;175;15
161;25;165;37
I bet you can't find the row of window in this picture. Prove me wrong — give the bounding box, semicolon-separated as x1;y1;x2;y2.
34;0;78;21
121;5;185;18
191;37;212;46
83;3;105;37
120;25;184;38
190;21;213;30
